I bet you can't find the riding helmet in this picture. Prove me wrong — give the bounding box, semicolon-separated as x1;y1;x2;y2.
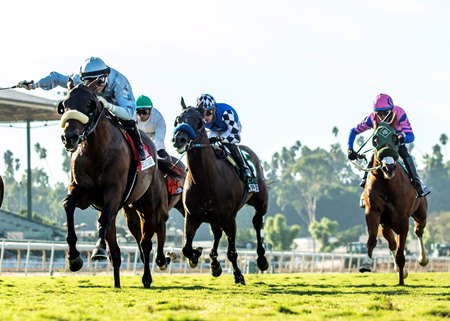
373;93;394;111
196;94;216;111
136;95;153;110
80;57;111;80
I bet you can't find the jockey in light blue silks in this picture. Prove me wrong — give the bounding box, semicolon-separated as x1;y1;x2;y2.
17;57;146;161
347;93;430;197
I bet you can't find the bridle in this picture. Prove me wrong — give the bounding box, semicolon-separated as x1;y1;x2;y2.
59;87;106;147
173;109;212;151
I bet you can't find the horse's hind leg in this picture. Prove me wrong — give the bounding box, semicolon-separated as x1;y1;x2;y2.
123;206;145;262
155;216;173;271
105;217;122;288
223;220;245;285
253;211;269;271
209;224;223;277
182;215;203;268
413;201;429;267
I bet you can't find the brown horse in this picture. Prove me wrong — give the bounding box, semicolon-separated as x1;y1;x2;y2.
0;175;3;208
172;100;269;285
357;122;428;285
59;82;179;288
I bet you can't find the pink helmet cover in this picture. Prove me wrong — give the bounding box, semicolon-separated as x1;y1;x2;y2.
373;93;394;111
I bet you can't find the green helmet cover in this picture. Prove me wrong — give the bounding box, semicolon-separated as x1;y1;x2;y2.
136;95;153;109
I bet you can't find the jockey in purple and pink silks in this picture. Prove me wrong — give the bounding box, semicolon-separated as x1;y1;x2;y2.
347;93;430;197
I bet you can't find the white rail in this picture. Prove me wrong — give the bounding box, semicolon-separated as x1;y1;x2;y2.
0;240;449;276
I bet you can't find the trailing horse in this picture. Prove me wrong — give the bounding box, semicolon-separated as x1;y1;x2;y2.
172;99;269;285
355;122;428;285
59;82;179;288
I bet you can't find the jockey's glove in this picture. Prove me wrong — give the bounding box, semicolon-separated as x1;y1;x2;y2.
396;133;405;145
209;137;223;144
347;148;358;161
16;80;36;90
97;96;116;112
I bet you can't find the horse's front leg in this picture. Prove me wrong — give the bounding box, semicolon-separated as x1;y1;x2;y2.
209;224;223;277
223;220;245;285
182;215;202;268
359;209;381;273
105;216;121;288
253;211;269;271
63;193;83;271
395;223;409;286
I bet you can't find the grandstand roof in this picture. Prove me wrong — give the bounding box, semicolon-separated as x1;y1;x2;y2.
0;89;60;122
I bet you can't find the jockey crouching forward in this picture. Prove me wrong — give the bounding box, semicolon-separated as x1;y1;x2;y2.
347;93;430;197
17;57;147;161
196;93;258;193
136;94;182;195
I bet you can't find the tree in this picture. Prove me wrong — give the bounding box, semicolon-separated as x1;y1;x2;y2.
308;217;339;252
264;213;300;251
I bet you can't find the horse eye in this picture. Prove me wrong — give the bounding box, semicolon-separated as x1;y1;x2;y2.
373;137;379;147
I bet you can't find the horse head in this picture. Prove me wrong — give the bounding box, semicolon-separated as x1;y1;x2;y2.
172;97;206;153
58;83;104;152
372;122;400;179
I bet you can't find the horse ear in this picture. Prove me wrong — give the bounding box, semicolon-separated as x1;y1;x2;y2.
67;78;75;90
57;101;65;115
181;97;187;110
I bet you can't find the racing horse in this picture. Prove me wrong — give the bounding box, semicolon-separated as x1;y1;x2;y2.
59;81;177;288
172;100;269;285
356;122;428;285
0;175;3;208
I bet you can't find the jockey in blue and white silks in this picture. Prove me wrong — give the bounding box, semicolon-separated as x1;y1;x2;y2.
197;93;258;193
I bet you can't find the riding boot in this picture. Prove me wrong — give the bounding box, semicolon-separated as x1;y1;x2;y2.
225;143;258;192
123;119;146;161
403;156;430;197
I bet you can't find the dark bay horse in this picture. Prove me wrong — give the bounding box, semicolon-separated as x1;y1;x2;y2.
0;175;3;208
59;82;177;288
358;122;428;285
172;101;269;285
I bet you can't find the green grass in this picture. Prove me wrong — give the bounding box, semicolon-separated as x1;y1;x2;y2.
0;273;449;321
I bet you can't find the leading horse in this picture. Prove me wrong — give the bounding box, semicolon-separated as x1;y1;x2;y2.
59;82;179;288
172;100;269;285
357;122;428;285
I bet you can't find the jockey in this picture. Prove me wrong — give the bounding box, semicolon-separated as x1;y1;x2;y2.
347;93;430;197
16;57;147;161
135;95;169;159
196;93;257;192
135;94;182;195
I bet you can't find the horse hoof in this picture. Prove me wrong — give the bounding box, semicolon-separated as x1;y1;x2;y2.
91;247;108;261
257;257;269;271
143;282;151;288
159;264;168;271
234;274;246;285
211;264;222;277
69;256;83;272
188;259;198;269
359;265;372;273
418;257;429;267
166;251;177;262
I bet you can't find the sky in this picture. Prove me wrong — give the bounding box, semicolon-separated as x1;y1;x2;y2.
1;0;450;185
